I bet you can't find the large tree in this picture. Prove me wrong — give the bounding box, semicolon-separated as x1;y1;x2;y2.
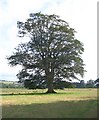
7;12;85;93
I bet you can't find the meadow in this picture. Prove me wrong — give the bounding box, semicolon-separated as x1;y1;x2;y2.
0;88;98;118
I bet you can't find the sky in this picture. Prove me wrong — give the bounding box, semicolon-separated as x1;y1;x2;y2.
0;0;97;82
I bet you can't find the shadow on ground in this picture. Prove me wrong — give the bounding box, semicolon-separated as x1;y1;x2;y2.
0;92;46;96
0;92;75;96
2;99;97;119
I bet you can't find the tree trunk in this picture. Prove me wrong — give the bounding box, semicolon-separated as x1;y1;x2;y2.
45;61;56;93
45;72;56;93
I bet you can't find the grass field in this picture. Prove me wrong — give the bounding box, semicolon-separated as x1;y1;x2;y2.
0;88;98;118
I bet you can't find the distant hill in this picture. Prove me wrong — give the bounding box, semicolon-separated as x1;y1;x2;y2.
0;79;18;83
0;79;24;88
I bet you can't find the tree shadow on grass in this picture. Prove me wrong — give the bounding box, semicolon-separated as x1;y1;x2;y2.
2;99;97;119
0;91;75;96
0;92;45;96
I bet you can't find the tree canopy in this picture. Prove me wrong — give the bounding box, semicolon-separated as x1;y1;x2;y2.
7;12;85;93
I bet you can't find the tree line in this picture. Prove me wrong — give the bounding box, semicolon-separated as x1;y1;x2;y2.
1;79;99;89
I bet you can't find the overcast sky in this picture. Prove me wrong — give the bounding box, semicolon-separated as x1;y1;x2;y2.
0;0;97;82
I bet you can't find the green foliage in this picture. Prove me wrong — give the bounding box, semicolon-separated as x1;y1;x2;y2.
95;78;99;88
7;12;85;92
53;81;75;89
24;79;46;89
23;80;75;89
86;80;95;88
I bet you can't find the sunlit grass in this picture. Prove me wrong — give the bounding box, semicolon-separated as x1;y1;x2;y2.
1;88;97;104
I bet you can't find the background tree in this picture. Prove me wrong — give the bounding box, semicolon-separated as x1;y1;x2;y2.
95;78;99;88
79;80;86;88
72;80;85;88
7;12;85;93
86;79;95;88
53;80;75;89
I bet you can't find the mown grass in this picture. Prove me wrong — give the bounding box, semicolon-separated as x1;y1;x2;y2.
1;88;98;118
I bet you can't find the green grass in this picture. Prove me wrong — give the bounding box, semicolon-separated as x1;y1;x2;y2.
1;88;98;118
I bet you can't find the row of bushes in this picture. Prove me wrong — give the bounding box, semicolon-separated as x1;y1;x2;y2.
24;80;98;89
0;80;99;89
